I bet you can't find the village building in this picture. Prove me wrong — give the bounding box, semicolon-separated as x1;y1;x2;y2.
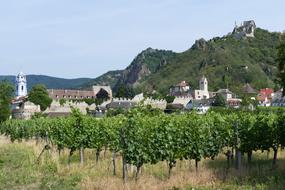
169;81;191;96
215;89;234;100
12;72;41;119
186;99;214;114
47;86;112;100
12;99;41;119
242;83;258;95
16;72;28;97
214;89;242;107
193;76;210;100
257;88;274;107
11;72;111;119
271;89;285;107
272;97;285;107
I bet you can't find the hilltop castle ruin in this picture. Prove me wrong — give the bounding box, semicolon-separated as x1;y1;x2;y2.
232;20;256;39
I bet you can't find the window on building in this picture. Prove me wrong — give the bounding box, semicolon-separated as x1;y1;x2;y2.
21;86;24;91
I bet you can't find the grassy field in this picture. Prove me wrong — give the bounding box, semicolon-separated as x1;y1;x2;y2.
0;136;285;190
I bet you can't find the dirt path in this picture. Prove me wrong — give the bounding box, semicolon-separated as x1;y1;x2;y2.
0;135;11;145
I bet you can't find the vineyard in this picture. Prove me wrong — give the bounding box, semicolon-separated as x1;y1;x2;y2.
0;107;285;189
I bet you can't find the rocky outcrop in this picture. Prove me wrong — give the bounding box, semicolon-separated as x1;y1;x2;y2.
121;63;151;86
232;20;256;39
192;38;207;50
115;48;175;87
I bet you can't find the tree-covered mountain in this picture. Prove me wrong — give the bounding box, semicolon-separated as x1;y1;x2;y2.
79;48;176;92
0;75;91;91
115;48;176;87
138;28;283;94
78;70;123;89
83;21;284;95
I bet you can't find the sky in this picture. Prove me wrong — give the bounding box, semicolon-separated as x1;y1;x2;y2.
0;0;284;79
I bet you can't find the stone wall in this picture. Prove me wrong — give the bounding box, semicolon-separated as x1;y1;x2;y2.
92;86;113;99
44;100;97;115
12;101;41;120
111;93;167;110
173;96;193;107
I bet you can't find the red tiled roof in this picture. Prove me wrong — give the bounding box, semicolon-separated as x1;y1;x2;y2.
176;81;189;87
259;88;273;96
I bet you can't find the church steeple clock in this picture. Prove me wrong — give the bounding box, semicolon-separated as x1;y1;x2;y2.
16;72;27;97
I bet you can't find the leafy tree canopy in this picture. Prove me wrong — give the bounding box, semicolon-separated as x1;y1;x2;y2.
115;84;135;98
240;96;258;108
277;40;285;95
28;84;52;111
165;95;175;103
0;81;14;122
212;94;226;107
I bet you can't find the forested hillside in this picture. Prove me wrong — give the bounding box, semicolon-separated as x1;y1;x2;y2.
139;28;283;94
82;26;284;95
0;75;91;91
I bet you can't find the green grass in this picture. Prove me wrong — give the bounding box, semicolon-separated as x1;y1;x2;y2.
1;141;285;190
0;143;81;190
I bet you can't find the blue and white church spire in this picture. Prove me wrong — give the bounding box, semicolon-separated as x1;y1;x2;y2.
16;72;27;97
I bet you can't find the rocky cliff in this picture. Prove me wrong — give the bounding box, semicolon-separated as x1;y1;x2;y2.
114;48;176;88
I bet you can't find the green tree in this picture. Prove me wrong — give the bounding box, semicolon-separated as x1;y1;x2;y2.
240;96;258;109
0;81;14;122
28;84;52;111
115;84;135;98
165;95;175;103
212;94;226;107
277;41;285;95
83;98;95;106
59;99;66;106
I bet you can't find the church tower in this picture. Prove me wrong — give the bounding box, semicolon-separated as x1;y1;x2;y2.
199;75;208;92
16;72;27;97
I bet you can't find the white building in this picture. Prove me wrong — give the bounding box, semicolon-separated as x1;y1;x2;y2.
271;89;285;107
194;76;209;100
215;89;242;108
186;99;212;114
16;72;27;97
12;73;41;119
